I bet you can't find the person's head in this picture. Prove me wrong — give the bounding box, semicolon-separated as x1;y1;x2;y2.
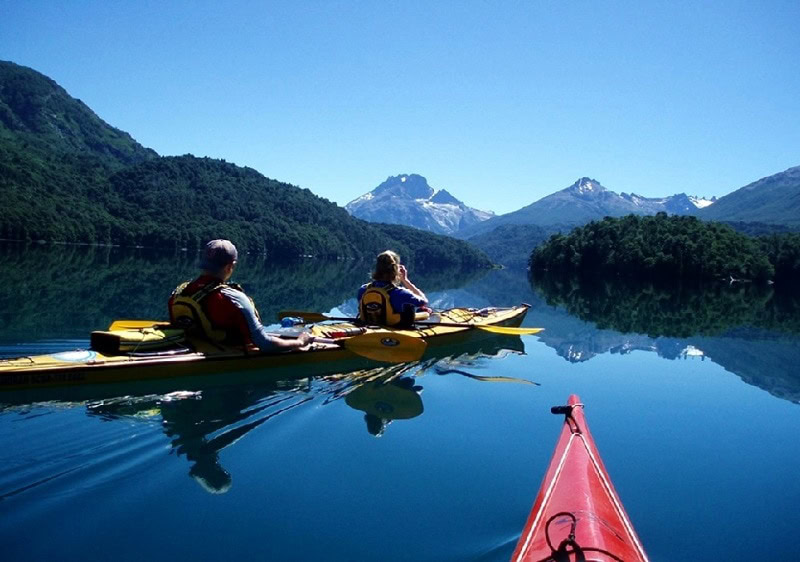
372;250;401;283
199;239;238;281
364;413;387;437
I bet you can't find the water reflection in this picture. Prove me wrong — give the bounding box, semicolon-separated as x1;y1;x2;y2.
0;242;488;344
529;274;800;403
339;368;424;437
87;384;312;493
69;332;528;493
532;274;800;337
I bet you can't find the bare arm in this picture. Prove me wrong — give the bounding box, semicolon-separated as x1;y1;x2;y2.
398;265;427;304
223;287;312;350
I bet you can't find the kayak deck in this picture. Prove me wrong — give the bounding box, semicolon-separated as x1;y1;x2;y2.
513;394;648;562
0;305;531;391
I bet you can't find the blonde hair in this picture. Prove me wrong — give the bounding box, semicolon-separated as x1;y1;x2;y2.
372;250;401;283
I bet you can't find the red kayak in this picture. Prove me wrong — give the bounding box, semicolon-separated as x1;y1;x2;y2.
512;395;649;562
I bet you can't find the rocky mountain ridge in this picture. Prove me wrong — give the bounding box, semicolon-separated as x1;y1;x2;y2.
345;174;494;235
457;177;716;238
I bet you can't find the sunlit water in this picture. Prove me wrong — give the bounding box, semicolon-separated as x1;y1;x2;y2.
1;244;799;561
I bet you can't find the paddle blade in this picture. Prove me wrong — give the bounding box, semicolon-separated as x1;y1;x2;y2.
435;367;539;385
276;310;328;323
342;331;427;363
476;325;544;335
461;373;540;385
108;319;166;331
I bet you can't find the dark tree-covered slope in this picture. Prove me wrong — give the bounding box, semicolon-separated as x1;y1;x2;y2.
0;60;158;242
698;166;800;226
104;155;491;266
0;61;489;268
368;222;492;268
468;223;551;269
530;213;780;282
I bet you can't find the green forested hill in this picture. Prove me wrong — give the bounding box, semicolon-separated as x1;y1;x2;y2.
102;155;491;266
698;166;800;226
467;224;552;269
0;60;157;162
0;61;489;268
369;222;493;268
529;213;800;283
0;60;159;242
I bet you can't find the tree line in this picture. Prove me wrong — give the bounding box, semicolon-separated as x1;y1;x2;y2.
530;213;800;284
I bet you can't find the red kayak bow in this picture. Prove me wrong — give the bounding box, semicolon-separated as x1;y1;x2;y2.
512;395;649;562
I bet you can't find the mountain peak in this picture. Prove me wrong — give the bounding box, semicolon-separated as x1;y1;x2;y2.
373;174;433;200
345;174;493;235
430;189;461;206
566;177;605;196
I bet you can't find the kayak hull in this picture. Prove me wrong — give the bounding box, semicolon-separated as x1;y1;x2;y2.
512;394;648;562
0;306;530;392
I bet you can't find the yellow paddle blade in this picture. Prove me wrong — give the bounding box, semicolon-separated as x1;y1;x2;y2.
341;331;427;363
475;325;544;335
108;319;167;331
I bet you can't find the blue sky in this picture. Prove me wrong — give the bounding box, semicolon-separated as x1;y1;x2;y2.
2;1;798;214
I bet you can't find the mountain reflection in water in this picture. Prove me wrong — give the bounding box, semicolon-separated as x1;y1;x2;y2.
530;274;800;403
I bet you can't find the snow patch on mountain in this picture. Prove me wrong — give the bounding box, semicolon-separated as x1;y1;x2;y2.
345;174;494;235
689;195;716;209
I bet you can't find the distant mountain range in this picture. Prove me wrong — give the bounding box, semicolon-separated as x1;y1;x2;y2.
345;174;494;235
456;177;716;238
347;171;799;267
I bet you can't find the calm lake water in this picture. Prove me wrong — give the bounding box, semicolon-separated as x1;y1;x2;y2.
1;244;799;561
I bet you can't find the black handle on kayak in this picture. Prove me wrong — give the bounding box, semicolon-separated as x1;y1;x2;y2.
551;405;572;415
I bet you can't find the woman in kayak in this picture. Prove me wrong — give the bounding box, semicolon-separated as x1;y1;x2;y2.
169;239;311;351
358;250;429;327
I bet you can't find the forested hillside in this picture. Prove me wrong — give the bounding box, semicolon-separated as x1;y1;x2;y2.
0;60;158;242
698;166;800;226
467;224;551;269
0;61;490;268
530;214;800;284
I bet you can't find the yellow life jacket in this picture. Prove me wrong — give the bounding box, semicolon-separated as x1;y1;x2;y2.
359;283;403;326
170;280;228;343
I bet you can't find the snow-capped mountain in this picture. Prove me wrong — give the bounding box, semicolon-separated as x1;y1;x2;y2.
458;177;716;238
620;192;717;214
345;174;494;235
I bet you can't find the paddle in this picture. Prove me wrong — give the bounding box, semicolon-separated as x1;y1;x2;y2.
434;367;540;386
106;319;426;363
108;319;169;330
320;331;427;363
277;310;544;336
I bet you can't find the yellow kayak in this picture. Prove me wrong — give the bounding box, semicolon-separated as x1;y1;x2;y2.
0;306;532;392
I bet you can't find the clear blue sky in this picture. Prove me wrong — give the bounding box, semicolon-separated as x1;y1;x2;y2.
2;1;798;214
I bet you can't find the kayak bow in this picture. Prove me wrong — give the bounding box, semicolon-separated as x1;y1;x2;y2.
512;394;649;562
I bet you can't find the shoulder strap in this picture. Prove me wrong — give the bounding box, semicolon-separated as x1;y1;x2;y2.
170;280;227;342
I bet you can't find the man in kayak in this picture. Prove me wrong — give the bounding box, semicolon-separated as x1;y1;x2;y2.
169;239;311;351
358;250;429;327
